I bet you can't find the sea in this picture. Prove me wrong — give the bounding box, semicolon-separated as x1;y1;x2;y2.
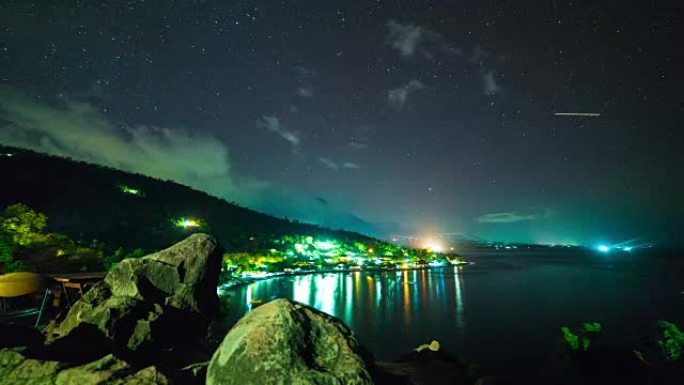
221;249;684;382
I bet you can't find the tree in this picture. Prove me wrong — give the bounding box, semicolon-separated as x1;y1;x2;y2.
0;237;25;273
1;203;48;246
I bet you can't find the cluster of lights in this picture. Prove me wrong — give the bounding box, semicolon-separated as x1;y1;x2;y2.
1;152;15;157
222;233;462;280
119;184;144;196
174;217;202;229
597;244;635;253
423;240;444;253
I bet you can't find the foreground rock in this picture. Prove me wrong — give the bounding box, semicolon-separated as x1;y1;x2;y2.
206;298;373;385
0;348;168;385
50;233;224;364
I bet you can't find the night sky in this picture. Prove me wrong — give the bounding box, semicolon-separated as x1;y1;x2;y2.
1;1;682;246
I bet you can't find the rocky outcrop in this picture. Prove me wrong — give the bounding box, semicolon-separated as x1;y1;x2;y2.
206;298;373;385
50;234;223;361
0;349;168;385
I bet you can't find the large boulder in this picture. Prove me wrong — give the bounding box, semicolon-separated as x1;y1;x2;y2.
0;349;168;385
206;298;373;385
50;234;223;360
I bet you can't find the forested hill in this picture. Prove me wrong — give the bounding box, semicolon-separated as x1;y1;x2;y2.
0;145;382;252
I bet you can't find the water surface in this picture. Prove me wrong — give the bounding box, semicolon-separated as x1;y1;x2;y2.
222;250;684;381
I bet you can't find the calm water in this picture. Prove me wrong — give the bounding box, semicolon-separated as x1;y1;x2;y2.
222;250;684;381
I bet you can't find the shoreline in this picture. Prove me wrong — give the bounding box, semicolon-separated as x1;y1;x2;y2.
218;262;470;292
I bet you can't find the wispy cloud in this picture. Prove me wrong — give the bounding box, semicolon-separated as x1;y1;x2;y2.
294;67;316;98
257;115;300;147
469;45;488;67
387;22;502;97
469;46;501;96
0;87;267;204
297;87;314;98
349;139;369;150
477;209;551;223
482;70;500;96
386;21;425;57
318;157;360;171
341;162;360;169
386;20;461;59
318;157;339;170
388;79;425;110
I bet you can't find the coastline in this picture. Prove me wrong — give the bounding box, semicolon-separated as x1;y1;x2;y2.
218;262;470;292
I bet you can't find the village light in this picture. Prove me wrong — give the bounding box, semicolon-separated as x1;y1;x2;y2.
119;184;144;196
174;217;202;229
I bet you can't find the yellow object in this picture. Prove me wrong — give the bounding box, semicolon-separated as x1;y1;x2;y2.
0;272;45;297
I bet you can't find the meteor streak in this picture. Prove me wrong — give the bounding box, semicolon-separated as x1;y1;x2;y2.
554;112;601;117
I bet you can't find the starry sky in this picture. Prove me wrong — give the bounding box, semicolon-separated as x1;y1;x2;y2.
1;1;682;246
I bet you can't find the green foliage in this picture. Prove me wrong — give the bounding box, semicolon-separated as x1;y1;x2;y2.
0;238;26;273
582;322;602;333
561;322;602;353
656;321;684;361
561;327;580;351
0;203;115;273
1;203;48;246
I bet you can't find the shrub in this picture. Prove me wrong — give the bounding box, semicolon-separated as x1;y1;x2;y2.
0;239;26;273
561;322;602;353
656;321;684;361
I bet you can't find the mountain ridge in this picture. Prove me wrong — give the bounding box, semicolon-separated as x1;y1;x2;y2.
0;144;386;252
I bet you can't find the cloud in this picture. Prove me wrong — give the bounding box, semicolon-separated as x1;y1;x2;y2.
294;67;316;98
0;88;394;238
477;209;551;223
0;87;268;204
482;70;500;96
386;22;503;97
318;157;339;170
257;115;300;147
386;20;461;59
349;139;368;150
469;45;488;67
468;46;501;96
341;162;360;169
388;79;425;110
386;21;425;57
318;157;360;171
297;87;314;98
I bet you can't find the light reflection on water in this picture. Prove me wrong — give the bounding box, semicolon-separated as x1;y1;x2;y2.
455;265;465;329
222;253;684;382
224;266;467;356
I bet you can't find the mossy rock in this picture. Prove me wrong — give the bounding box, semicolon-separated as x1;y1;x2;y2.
0;349;168;385
51;234;223;360
206;298;373;385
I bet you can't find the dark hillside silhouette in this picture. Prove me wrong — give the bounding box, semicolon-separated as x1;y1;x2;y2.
0;145;381;252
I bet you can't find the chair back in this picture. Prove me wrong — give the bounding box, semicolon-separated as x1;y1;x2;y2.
0;272;45;298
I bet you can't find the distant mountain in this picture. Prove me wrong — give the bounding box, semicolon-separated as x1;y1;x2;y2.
0;145;385;252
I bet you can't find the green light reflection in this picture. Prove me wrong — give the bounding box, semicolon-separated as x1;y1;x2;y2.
454;266;465;329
